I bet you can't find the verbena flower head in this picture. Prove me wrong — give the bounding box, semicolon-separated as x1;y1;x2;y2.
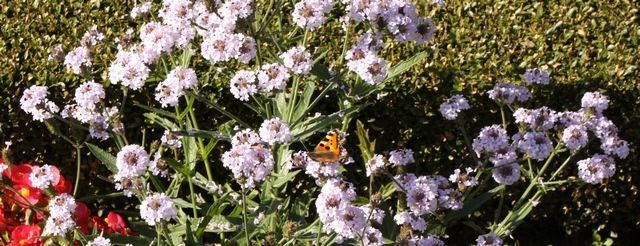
409;235;446;246
561;125;588;151
362;227;383;246
389;149;415;167
20;85;60;122
577;154;616;184
44;213;76;237
64;46;92;74
476;232;503;246
115;144;151;178
80;25;105;48
355;53;388;85
161;130;183;149
150;152;169;178
487;82;531;104
600;137;629;159
581;91;609;115
439;94;470;120
492;163;520;185
159;0;195;27
218;0;253;21
513;107;557;131
449;167;478;190
75;80;105;109
280;46;313;75
516;131;553;161
131;2;152;19
108;50;150;90
87;235;112;246
230;70;258;101
305;157;340;182
292;0;335;30
257;63;290;93
414;17;436;44
231;128;261;146
405;176;439;216
472;125;509;155
221;143;274;189
29;164;60;190
489;145;517;166
393;211;427;232
45;194;77;237
49;193;77;218
258;117;292;145
523;68;550;85
201;31;239;63
140;193;178;226
366;154;386;177
155;66;198;107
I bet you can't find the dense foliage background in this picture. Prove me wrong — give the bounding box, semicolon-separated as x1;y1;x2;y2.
1;0;639;244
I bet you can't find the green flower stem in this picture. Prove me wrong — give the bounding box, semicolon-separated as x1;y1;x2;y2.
499;104;507;129
241;186;251;245
457;120;481;166
185;99;213;182
175;106;198;219
73;144;82;196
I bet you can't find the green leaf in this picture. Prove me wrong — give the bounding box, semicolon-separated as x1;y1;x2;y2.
385;51;428;81
272;170;301;188
165;158;194;177
171;129;229;141
291;83;316;122
356;120;376;162
86;143;117;174
133;101;176;119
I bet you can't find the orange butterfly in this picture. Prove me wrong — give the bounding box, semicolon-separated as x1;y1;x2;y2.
308;129;345;163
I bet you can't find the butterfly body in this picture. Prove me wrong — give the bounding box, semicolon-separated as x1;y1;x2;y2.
308;129;344;163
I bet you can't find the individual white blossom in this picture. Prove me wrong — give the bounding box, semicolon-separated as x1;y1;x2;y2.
389;149;415;167
258;117;292;145
29;164;59;190
140;193;178;226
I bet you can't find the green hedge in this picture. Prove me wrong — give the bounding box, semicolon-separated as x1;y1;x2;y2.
1;0;638;243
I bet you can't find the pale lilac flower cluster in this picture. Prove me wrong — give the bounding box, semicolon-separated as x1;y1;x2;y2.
201;32;255;64
60;81;118;140
449;167;479;190
285;151;310;170
523;68;550;85
155;66;198;107
388;149;415;167
315;179;367;240
472;125;509;155
366;154;387;177
292;0;335;30
344;0;435;44
346;32;388;85
581;91;609;115
221;129;274;189
394;211;427;232
280;47;314;75
29;164;59;190
161;130;183;149
140;193;178;226
114;145;151;196
258;117;292;145
150;152;169;178
397;174;463;214
108;50;150;90
229;70;258;101
513;106;557;131
257;63;290;93
20;85;59;122
439;94;470;120
44;194;77;237
476;232;503;246
577;154;616;184
130;2;152;19
561;125;588;151
408;235;446;245
63;25;104;74
492;163;521;185
516;131;553;161
87;235;112;246
487;83;531;104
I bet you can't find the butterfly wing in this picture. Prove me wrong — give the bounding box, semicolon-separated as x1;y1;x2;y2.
309;130;341;163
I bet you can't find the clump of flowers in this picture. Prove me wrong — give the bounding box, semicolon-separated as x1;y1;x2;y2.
140;193;178;226
439;94;470;120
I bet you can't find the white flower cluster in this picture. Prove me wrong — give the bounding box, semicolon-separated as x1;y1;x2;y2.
487;82;531;104
315;179;369;241
140;193;178;226
114;145;152;196
63;25;104;75
155;66;198;107
366;154;387;177
476;232;503;246
258;117;292;145
439;94;471;120
472;125;521;185
581;91;609;116
19;85;59;122
87;235;112;246
60;80;118;141
523;68;550;85
28;164;59;190
388;148;415;167
577;154;616;184
513;106;557;131
197;0;255;64
130;2;152;19
449;167;479;190
343;0;436;44
292;0;335;30
280;46;314;75
161;130;183;149
221;129;274;189
346;32;388;85
44;194;77;237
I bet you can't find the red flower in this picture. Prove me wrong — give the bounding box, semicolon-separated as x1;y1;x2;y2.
74;202;92;234
8;224;42;246
105;212;132;235
53;176;72;194
3;164;33;186
12;184;43;208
